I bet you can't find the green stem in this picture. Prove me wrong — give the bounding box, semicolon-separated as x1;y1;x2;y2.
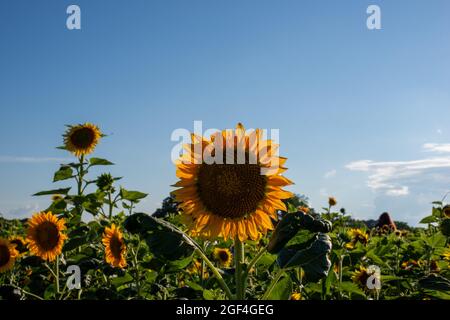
194;248;233;300
262;268;284;300
55;256;60;295
108;192;113;219
77;155;85;196
234;237;245;300
241;246;266;297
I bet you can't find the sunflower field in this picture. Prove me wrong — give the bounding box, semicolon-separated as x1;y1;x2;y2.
1;123;450;301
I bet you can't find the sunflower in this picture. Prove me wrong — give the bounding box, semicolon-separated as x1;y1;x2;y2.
9;236;28;256
102;224;127;268
443;250;450;261
213;248;233;267
290;292;302;300
186;259;210;279
345;228;369;249
443;205;450;218
351;266;370;289
328;197;337;207
173;123;294;241
63;123;102;157
0;238;19;273
26;212;67;261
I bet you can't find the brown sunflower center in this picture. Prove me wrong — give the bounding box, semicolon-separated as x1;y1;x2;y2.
197;156;267;219
0;244;11;267
218;250;230;262
109;235;123;259
70;127;96;149
35;222;60;251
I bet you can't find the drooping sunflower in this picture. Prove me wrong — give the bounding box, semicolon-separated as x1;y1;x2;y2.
102;224;127;268
27;212;67;261
0;238;19;273
63;123;102;157
213;248;233;267
347;228;369;247
173;123;294;241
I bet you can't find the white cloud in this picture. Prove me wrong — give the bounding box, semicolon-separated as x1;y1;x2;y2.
346;144;450;197
0;156;69;163
423;143;450;153
386;186;409;196
324;169;337;179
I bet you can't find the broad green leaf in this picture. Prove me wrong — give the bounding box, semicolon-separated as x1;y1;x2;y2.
419;215;438;224
120;188;148;202
111;273;133;287
53;166;73;182
33;188;71;196
266;275;292;300
419;274;450;292
268;211;331;254
89;157;114;166
277;234;332;281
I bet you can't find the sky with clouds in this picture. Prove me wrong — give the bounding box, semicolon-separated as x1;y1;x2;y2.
1;0;449;225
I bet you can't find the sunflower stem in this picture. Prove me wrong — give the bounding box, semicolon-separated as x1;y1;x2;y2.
194;248;233;300
234;237;245;300
55;256;60;295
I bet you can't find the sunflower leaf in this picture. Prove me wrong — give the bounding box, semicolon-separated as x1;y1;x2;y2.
33;188;71;196
89;157;114;166
277;233;332;281
419;274;450;292
120;188;148;202
53;165;74;182
266;274;293;300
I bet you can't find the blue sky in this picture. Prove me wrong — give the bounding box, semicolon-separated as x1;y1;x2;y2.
1;0;450;225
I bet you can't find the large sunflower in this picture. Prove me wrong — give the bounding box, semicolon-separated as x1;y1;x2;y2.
102;224;127;268
63;123;102;157
173;123;294;241
0;238;19;273
26;212;67;261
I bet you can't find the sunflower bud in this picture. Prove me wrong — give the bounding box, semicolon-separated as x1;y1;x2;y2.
96;173;115;192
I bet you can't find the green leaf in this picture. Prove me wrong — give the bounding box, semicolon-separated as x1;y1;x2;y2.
111;273;133;287
267;274;292;300
89;158;114;166
340;281;366;299
53;166;74;182
63;236;88;252
120;188;148;202
419;274;450;292
419;215;438;224
203;290;215;300
33;188;71;196
277;234;332;281
268;211;332;254
145;270;158;284
124;213;195;261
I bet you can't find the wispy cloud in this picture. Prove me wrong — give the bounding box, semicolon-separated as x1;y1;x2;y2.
0;156;70;163
324;169;337;179
346;143;450;197
423;143;450;153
